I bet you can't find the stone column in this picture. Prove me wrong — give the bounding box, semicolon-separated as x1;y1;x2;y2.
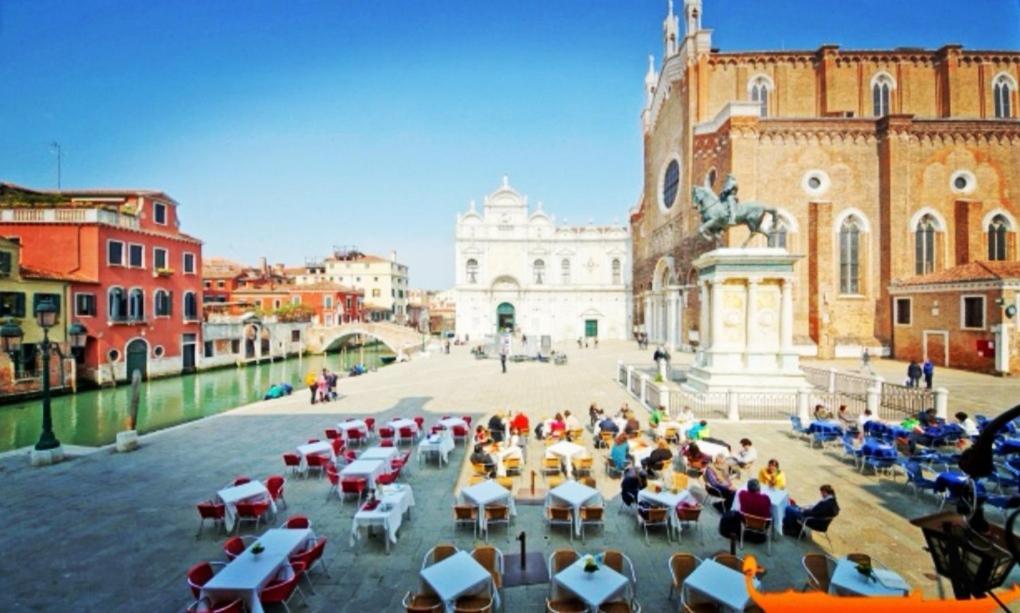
667;290;679;351
934;387;949;420
643;294;652;339
710;280;724;353
745;278;759;353
780;277;794;351
699;281;710;349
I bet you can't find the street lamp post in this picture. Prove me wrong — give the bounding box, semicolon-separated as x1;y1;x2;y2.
34;300;60;451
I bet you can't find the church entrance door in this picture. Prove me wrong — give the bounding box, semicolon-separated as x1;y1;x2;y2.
496;302;515;333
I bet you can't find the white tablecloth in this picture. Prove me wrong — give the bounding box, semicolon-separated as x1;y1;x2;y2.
217;482;277;532
554;557;629;609
340;459;386;489
829;559;910;596
420;551;499;613
656;420;684;439
295;441;335;471
338;419;368;441
390;418;420;438
683;559;759;612
491;445;523;477
548;481;601;536
630;442;655;465
460;480;517;530
201;528;313;613
359;446;398;463
731;485;788;536
694;440;730;459
545;441;588;478
638;488;695;531
350;485;415;553
438;417;468;431
418;431;456;465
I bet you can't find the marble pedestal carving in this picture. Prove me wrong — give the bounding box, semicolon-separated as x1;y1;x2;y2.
684;248;809;393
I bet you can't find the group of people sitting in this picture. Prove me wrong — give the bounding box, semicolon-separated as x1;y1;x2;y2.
822;402;981;454
534;410;583;440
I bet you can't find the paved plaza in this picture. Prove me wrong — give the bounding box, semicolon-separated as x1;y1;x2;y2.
3;341;1019;611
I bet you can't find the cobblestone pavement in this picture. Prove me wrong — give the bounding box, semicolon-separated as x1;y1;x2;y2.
2;341;1018;612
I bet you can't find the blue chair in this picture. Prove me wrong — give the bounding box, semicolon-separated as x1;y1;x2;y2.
860;449;897;476
901;460;938;500
840;437;862;469
984;494;1020;518
790;415;809;440
811;429;841;449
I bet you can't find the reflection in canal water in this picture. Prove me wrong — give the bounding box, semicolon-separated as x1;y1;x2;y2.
0;345;392;452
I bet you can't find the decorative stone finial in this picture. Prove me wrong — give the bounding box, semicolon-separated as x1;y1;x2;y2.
501;175;509;188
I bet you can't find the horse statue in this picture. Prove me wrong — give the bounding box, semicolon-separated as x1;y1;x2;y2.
691;176;778;245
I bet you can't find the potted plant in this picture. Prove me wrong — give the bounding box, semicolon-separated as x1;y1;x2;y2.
153;267;174;277
251;542;265;556
855;560;875;582
583;554;599;577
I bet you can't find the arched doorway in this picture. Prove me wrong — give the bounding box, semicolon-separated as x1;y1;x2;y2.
125;339;147;381
496;302;515;332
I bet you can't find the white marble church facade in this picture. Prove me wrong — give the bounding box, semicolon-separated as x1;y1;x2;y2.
454;177;632;343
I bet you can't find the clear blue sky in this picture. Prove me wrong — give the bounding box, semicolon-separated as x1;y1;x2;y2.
1;1;1017;288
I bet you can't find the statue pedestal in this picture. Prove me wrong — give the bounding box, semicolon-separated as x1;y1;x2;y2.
684;248;810;394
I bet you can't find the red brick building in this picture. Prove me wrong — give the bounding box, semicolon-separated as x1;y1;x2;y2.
889;260;1020;374
0;183;204;384
231;282;364;326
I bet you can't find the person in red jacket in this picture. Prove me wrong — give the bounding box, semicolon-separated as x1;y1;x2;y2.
510;411;530;434
738;479;772;520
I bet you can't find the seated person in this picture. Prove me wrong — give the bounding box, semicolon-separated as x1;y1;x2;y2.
682;442;710;469
470;444;495;477
783;484;839;535
813;404;833;421
507;429;522;448
918;408;939;428
609;435;631;471
588;403;604;427
687;420;710;441
956;411;979;437
620;466;645;508
564;410;581;432
858;408;877;431
757;458;787;489
549;413;567;438
642;439;673;474
474;425;492;445
704;454;737;509
510;411;530;435
837;405;858;433
488;413;506;443
677;405;695;424
624;415;641;436
598;415;619;435
738;479;772;520
728;438;757;472
649;405;665;428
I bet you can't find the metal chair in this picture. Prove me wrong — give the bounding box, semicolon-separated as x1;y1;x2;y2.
422;543;459;569
579;505;605;540
454;505;479;539
636;506;670;544
667;553;700;601
545;505;574;541
801;553;834;592
738;512;773;555
484;505;511;539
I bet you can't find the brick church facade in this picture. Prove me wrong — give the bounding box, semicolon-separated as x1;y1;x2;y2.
631;0;1020;365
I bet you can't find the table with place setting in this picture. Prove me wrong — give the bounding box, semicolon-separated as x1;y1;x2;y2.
340;458;387;489
829;558;910;597
295;440;335;472
460;479;517;531
489;443;523;477
545;441;588;478
349;483;415;553
418;430;456;466
420;550;500;613
216;481;277;532
438;417;468;431
548;481;602;537
731;483;788;536
638;487;694;532
359;446;398;463
337;419;369;441
389;417;420;438
683;558;760;612
554;555;630;611
200;528;314;613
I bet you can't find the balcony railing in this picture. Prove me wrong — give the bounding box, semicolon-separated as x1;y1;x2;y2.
0;207;140;230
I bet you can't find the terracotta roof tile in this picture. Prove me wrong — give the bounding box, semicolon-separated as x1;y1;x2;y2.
893;260;1020;286
20;265;98;284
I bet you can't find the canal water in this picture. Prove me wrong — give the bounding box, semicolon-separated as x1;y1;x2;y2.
0;344;393;453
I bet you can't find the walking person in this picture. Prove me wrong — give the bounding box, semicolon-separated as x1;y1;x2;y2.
305;371;317;405
860;347;873;375
922;358;935;390
499;336;509;374
907;360;922;388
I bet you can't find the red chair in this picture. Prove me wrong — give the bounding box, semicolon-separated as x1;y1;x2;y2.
195;501;226;537
343;450;358;463
307;438;320;444
325;428;340;440
265;475;287;509
413;416;425;429
452;425;469;444
186;561;225;598
235;499;271;532
431;425;442;434
398;427;416;446
282;453;302;476
282;515;311;529
340;478;367;505
462;416;472;425
325;464;341;502
347;429;364;446
380;438;395;448
376;471;398;486
232;476;251;486
378;426;395;439
331;438;344;456
290;537;330;577
186;596;245;613
306;453;328;478
259;562;307;612
222;535;255;561
364;417;376;433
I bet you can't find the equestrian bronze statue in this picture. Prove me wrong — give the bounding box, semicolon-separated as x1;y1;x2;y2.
691;174;778;245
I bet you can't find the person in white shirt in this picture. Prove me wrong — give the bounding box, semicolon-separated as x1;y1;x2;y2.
564;410;581;432
678;405;695;424
857;408;877;431
955;411;979;437
728;438;757;475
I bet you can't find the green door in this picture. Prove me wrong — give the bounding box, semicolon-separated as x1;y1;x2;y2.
496;302;515;332
585;319;598;338
125;339;148;381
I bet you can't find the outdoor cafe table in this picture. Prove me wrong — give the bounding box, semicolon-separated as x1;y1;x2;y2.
349;484;415;554
420;550;500;612
554;556;629;611
490;444;523;477
694;440;730;460
630;441;655;465
418;430;455;466
201;528;313;613
217;482;277;532
460;479;517;531
359;446;398;463
548;481;601;536
829;558;910;596
683;558;760;612
438;417;468;431
389;417;420;437
731;484;788;536
656;420;684;440
638;487;694;532
340;458;386;489
295;441;335;472
337;419;368;441
546;441;588;478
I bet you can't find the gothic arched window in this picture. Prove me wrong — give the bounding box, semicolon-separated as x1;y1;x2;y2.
767;218;789;249
128;288;145;321
561;259;571;284
108;286;127;321
466;258;478;284
989;214;1011;261
872;73;894;117
839;217;862;294
611;258;622;285
994;74;1015;119
749;76;771;118
533;259;545;285
914;214;938;275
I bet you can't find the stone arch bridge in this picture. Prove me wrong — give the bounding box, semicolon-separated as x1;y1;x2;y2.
306;321;425;357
